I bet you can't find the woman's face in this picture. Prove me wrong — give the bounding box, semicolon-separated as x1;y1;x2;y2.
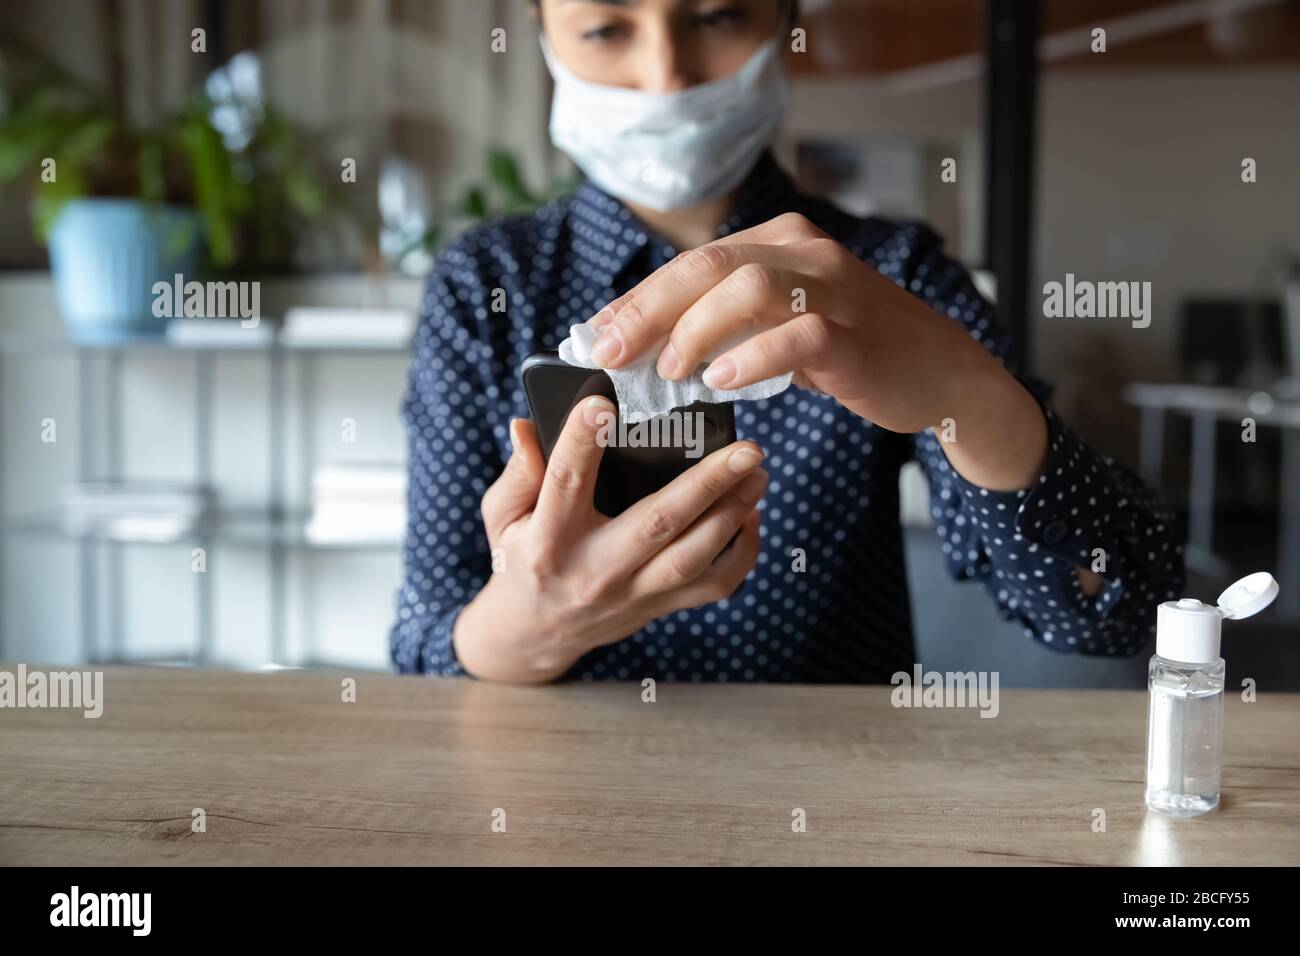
539;0;783;91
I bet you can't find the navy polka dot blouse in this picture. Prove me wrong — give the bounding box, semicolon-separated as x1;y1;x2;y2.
390;152;1185;682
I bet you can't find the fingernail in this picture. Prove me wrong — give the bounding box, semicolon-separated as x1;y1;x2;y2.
508;419;521;453
703;356;737;389
582;397;612;429
737;469;768;504
589;307;613;330
727;445;763;473
656;342;678;378
590;326;623;367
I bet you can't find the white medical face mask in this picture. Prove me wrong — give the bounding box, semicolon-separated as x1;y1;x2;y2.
540;36;787;212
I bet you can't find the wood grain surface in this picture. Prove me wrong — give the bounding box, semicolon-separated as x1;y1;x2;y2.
1;666;1296;865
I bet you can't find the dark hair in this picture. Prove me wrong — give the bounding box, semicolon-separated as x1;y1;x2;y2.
531;1;800;28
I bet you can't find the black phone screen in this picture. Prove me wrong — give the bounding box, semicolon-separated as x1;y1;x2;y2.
521;350;736;517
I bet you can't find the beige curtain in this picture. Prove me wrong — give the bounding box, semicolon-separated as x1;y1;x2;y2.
0;0;559;267
256;0;556;214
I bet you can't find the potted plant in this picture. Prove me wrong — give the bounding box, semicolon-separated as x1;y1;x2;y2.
0;45;338;343
381;148;580;277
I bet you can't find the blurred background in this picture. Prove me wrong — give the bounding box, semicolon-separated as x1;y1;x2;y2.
1;0;1297;686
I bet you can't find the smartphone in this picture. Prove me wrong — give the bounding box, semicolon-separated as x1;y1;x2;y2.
521;349;737;517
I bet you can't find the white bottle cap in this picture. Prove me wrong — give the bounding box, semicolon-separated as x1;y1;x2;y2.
1156;572;1279;663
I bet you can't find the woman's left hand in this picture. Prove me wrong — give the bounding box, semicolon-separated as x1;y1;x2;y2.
586;212;1049;492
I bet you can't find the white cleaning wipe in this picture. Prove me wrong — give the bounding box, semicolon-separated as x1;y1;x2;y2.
557;323;793;424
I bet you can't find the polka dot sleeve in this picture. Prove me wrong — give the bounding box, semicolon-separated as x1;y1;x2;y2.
918;410;1185;655
896;224;1186;655
389;255;502;677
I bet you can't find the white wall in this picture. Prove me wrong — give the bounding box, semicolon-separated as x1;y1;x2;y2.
1033;67;1300;383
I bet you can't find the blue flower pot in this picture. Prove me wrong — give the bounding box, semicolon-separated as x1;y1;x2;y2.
47;199;203;344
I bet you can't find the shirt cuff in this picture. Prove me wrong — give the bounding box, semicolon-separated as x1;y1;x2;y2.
948;405;1129;615
422;604;475;678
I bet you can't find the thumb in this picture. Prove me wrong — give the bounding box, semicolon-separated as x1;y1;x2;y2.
508;417;546;481
483;418;545;543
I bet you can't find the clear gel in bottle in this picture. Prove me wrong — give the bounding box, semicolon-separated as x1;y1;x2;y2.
1145;572;1278;817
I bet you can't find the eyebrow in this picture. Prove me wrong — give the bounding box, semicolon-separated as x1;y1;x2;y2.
561;1;640;6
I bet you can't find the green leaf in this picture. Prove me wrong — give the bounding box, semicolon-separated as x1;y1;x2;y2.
487;148;535;206
136;134;166;203
62;117;112;161
177;110;245;267
0;111;84;186
461;186;489;219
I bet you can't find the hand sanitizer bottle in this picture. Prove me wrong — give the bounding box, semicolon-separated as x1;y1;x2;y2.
1146;572;1279;817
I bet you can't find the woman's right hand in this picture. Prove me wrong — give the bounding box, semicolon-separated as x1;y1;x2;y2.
453;396;766;684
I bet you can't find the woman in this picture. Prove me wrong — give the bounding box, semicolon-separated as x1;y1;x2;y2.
391;0;1184;684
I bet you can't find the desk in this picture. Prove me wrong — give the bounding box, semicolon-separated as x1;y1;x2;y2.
1;667;1297;866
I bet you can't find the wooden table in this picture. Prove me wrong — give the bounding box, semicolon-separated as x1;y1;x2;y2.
1;667;1297;865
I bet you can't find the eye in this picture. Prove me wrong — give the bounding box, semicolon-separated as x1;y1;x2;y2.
693;5;747;29
581;22;629;43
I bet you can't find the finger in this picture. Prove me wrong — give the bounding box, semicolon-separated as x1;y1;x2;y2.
663;265;820;381
661;507;762;612
480;418;545;545
701;312;837;391
584;213;826;332
632;469;767;595
708;211;825;249
587;242;788;371
532;396;613;538
598;439;764;577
